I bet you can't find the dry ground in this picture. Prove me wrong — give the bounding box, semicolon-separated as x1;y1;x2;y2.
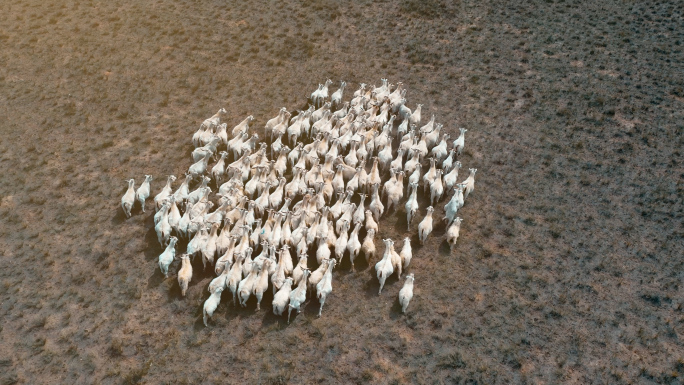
0;0;683;383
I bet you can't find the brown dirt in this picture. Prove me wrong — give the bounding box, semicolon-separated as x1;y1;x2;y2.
1;0;683;383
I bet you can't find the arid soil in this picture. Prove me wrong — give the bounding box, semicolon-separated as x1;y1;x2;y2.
1;0;683;383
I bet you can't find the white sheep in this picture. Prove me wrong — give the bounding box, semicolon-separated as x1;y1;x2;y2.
330;81;346;110
400;237;412;271
346;221;362;271
158;236;178;278
446;217;463;250
418;206;435;245
202;287;224;326
253;259;272;310
453;127;467;155
316;259;336;317
121;179;135;218
288;269;310;324
409;104;422;127
200;108;228;131
405;183;419;228
311;79;333;108
211;151;229;185
231;115;254;138
154;175;176;211
272;277;293;316
238;263;260;308
462;168;477;201
430;169;444;205
398;273;414;313
375;239;395;295
178;254;193;297
135;175;152;213
188;152;212;180
362;228;377;264
444;184;464;226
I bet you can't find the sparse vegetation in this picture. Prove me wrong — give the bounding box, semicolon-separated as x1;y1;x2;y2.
0;0;681;383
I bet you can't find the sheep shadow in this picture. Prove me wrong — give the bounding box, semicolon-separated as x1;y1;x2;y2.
144;225;163;261
439;241;452;256
111;206;128;225
388;298;405;320
147;268;166;289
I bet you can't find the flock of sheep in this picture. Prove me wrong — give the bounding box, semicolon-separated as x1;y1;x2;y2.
120;79;477;325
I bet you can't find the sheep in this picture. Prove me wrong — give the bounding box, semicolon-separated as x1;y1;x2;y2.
330;81;346;110
192;136;220;163
409;104;422;127
418;206;435;245
170;174;191;207
446;217;463;250
315;236;331;266
430;134;450;164
453;127;467;155
177;254;193;297
375;239;395;295
292;252;308;286
265;108;287;140
155;201;171;247
377;140;393;173
369;184;384;221
272;277;294;316
398;273;414;313
208;268;229;295
253;259;272;311
201;108;228;131
201;222;220;270
334;220;350;264
211;151;229;185
307;258;329;294
405;183;419;228
365;210;378;233
352;83;366;99
443;161;462;191
231;115;254;137
442;148;457;173
462;168;477;201
404;148;421;177
418;113;435;134
311;79;333;108
158;236;178;278
226;254;246;305
333;101;349;120
288;269;310;324
347;221;362;271
385;171;404;213
203;287;224;326
444;184;464;226
316;259;336;317
238;263;260;308
121;179;135;218
408;163;421;188
361;228;377;264
168;196;182;234
400;237;412;271
135;175;152;213
422;158;438;195
430;169;444;205
154;175;176;211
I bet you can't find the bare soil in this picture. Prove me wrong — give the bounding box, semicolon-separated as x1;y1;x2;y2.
0;0;683;383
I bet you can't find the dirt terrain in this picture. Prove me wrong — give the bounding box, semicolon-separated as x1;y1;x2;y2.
0;0;683;383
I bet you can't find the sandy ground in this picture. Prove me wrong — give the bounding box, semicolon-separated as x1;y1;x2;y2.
0;0;683;383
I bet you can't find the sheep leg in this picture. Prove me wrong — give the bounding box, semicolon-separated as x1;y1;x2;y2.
318;298;325;317
287;305;293;324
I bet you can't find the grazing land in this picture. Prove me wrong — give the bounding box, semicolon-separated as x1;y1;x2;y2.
0;0;682;383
